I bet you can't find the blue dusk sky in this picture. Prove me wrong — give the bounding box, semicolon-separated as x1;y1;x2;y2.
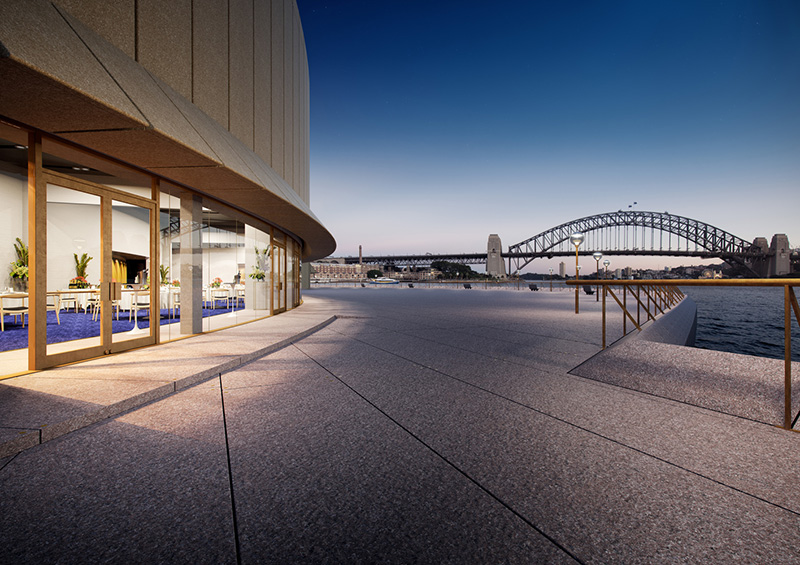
297;0;799;272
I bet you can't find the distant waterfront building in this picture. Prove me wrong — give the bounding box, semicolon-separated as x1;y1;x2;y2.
615;268;622;279
311;259;368;280
559;262;566;278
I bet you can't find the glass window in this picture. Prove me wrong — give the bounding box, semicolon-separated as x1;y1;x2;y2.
0;122;30;377
202;203;244;332
245;225;271;317
159;186;183;341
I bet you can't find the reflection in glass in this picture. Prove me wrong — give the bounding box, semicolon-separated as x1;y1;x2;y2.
112;199;152;344
46;184;102;355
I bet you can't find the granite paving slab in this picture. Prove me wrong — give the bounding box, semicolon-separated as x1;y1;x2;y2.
221;348;573;563
0;296;342;457
0;382;236;564
291;325;800;563
572;338;800;426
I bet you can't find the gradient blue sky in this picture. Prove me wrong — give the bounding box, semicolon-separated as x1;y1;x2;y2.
297;0;799;272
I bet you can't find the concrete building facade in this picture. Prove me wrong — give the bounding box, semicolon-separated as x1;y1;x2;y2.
0;0;334;377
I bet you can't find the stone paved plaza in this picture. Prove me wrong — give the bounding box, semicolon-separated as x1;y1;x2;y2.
2;287;800;563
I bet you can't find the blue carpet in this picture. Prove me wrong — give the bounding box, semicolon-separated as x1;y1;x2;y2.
0;300;242;352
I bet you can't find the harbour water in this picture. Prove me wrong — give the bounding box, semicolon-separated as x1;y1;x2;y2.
310;280;800;362
682;286;800;362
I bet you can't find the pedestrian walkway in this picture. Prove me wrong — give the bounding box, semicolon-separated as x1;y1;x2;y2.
2;288;799;563
0;296;365;459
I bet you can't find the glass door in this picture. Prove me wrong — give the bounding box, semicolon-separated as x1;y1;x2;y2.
272;242;286;314
41;171;156;368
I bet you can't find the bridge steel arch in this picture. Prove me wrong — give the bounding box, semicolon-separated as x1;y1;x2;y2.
507;211;762;274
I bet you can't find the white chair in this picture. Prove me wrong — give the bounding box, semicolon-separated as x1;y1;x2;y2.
88;291;119;322
171;290;180;318
0;294;28;331
129;291;150;321
60;291;79;312
47;293;61;324
210;287;231;309
86;289;100;319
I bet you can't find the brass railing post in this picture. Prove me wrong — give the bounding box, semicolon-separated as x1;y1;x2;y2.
602;284;607;349
785;285;792;430
623;286;627;336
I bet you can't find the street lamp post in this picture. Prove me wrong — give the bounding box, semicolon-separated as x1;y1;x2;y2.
549;267;553;291
569;232;584;313
603;259;610;281
593;252;603;302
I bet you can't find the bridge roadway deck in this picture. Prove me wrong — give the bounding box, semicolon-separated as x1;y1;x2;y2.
1;288;799;563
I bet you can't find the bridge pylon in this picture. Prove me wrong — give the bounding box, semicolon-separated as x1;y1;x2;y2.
487;234;506;278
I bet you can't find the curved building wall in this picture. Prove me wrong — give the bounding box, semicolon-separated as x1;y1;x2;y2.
51;0;310;205
0;0;333;377
0;0;331;259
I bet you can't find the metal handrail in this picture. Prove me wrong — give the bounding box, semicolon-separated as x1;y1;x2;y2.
567;278;800;430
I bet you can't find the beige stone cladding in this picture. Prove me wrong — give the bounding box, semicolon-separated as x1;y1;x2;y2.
49;0;309;205
0;0;331;259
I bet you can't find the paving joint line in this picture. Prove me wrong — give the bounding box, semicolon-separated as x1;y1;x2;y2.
218;374;242;565
0;315;337;459
291;342;585;565
324;324;800;520
337;319;783;428
338;318;591;379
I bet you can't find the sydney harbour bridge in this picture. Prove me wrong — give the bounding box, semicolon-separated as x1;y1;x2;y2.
343;211;794;278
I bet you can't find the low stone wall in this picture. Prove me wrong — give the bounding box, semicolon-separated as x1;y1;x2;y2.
633;295;698;347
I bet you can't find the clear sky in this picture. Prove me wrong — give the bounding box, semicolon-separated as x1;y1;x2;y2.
297;0;799;273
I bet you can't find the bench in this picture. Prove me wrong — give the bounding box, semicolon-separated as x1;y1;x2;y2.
528;283;539;291
463;283;472;289
583;285;595;295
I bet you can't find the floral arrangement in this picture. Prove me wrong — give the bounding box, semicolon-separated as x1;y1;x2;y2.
9;237;28;280
69;276;89;289
210;277;223;288
249;266;266;281
171;279;180;287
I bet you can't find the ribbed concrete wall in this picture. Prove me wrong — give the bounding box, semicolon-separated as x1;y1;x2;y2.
52;0;310;205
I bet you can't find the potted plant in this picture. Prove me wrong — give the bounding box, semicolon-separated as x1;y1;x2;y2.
74;252;92;283
210;277;223;288
159;264;170;286
249;246;270;310
9;237;28;292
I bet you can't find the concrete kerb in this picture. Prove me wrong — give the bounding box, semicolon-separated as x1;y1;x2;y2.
0;315;338;459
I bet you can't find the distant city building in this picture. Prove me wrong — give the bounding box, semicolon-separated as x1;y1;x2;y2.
311;259;368;280
559;262;566;278
615;268;622;279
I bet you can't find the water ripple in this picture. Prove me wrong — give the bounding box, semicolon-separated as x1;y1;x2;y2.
683;286;800;362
